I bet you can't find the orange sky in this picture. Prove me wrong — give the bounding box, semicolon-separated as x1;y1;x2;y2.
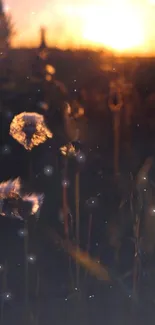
4;0;155;55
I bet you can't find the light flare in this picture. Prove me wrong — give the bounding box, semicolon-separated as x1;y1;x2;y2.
11;0;155;55
82;2;145;53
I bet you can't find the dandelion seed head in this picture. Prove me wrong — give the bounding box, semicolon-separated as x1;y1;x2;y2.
45;64;56;75
0;178;21;200
22;193;44;214
10;112;53;150
60;143;76;157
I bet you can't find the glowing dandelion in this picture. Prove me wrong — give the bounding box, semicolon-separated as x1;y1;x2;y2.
21;195;43;311
45;64;56;75
60;145;68;156
61;144;86;288
60;143;76;157
22;193;44;215
0;178;21;200
0;178;44;220
10;112;53;150
0;181;44;315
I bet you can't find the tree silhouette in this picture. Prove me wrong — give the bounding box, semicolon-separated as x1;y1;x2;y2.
0;0;15;48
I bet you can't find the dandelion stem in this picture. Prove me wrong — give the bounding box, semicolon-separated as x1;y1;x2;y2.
63;158;68;237
84;213;93;280
24;220;29;322
113;112;120;177
35;270;40;325
0;260;7;325
75;171;80;289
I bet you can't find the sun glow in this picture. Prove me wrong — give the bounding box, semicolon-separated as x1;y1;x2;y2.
82;2;144;53
9;0;155;55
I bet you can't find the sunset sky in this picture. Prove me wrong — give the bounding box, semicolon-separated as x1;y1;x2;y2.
4;0;155;55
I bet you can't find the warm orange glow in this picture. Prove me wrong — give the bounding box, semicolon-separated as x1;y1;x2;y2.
10;112;53;150
76;107;84;118
0;177;44;218
45;74;52;81
0;178;21;199
22;193;44;214
82;2;145;53
60;143;76;156
108;80;123;112
39;102;49;111
51;230;111;281
45;64;56;75
39;49;49;60
66;103;72;115
10;0;155;55
69;100;85;119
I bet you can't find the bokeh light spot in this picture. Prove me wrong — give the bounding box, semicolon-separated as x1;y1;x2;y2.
44;165;53;176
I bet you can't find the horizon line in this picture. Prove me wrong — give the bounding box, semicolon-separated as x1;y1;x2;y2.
7;46;155;58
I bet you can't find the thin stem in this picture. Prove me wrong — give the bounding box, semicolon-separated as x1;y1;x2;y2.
133;216;140;299
35;270;40;325
63;157;75;290
87;213;93;254
130;217;140;325
24;220;29;321
63;158;69;237
68;213;75;291
113;112;120;177
75;171;80;289
85;213;93;279
124;102;132;158
0;260;7;325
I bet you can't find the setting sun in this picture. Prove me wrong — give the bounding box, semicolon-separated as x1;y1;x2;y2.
82;2;144;53
4;0;155;55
